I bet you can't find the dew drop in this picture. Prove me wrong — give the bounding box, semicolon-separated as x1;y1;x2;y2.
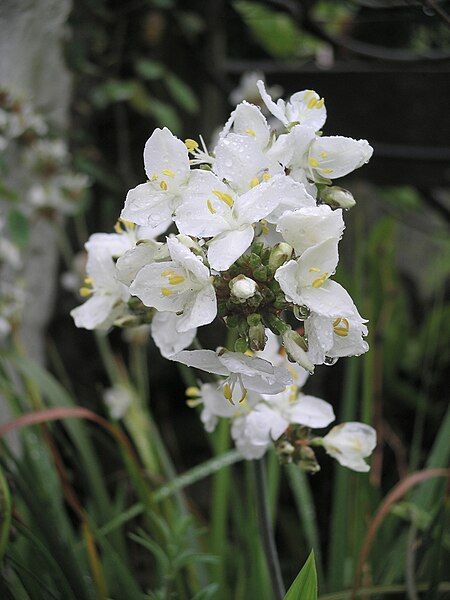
324;356;338;366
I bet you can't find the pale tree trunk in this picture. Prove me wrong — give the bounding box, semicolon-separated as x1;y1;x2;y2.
0;0;72;446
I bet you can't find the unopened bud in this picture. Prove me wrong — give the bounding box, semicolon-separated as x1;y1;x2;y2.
268;242;293;271
234;337;249;353
248;321;266;351
229;275;258;301
321;186;356;210
282;330;315;374
298;446;321;473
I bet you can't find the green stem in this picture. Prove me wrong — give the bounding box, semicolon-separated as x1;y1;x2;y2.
253;458;285;600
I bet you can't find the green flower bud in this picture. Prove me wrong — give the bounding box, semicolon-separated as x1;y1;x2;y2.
264;314;290;336
234;337;249;353
248;253;262;269
268;242;293;271
321;186;356;210
248;321;266;351
253;266;268;281
226;314;240;328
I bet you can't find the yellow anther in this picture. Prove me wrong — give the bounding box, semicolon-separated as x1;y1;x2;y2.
168;274;185;285
309;267;321;273
79;287;93;298
315;98;325;109
186;398;202;408
320;151;328;158
307;96;319;109
260;219;270;235
161;287;173;296
250;177;259;188
262;172;271;182
160;181;168;191
312;272;329;288
213;190;234;207
333;317;350;337
84;277;93;285
207;199;217;214
304;90;315;101
186;386;200;398
185;138;199;152
114;220;123;234
223;383;233;403
245;128;256;136
162;168;175;178
308;157;319;168
239;389;248;404
161;269;175;277
321;168;333;174
150;174;158;181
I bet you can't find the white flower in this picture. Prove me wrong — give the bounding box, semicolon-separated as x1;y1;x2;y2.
263;386;335;429
129;236;216;332
170;348;292;402
305;311;369;366
121;127;190;228
229;275;257;300
257;329;309;388
197;382;260;433
175;171;304;271
71;246;130;330
321;422;376;472
87;221;168;259
277;205;345;256
151;311;196;358
232;403;288;459
275;238;348;317
257;80;327;131
104;385;133;419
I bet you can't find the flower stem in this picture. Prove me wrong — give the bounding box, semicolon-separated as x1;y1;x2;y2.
253;457;285;600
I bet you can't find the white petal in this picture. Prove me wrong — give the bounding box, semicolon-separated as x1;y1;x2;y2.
277;206;344;255
85;232;132;257
263;179;316;225
143;127;190;187
166;236;210;281
121;182;174;227
297;238;339;288
116;241;159;285
301;280;359;318
200;383;239;418
207;226;254;272
129;261;188;312
169;349;230;376
289;395;335;428
151;311;196;358
174;170;232;237
220;101;270;148
275;260;302;304
176;283;217;332
71;294;121;330
257;80;288;125
309;136;373;179
286;90;327;131
304;314;334;365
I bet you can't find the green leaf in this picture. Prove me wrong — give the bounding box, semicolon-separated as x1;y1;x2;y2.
284;550;318;600
7;209;29;248
91;79;135;108
165;74;199;114
134;59;165;80
0;465;11;562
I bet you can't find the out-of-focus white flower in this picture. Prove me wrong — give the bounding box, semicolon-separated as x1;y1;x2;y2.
171;347;292;402
121;128;190;228
151;311;196;358
104;385;133;419
320;422;376;472
130;236;216;332
229;72;282;107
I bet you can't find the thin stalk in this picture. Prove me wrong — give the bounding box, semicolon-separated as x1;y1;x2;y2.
253;458;285;600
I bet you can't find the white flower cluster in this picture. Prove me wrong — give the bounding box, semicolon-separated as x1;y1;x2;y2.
72;81;376;471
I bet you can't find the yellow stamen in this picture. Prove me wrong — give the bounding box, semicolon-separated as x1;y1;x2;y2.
213;190;234;207
307;97;318;109
168;274;185;285
245;128;256;136
309;267;321;273
262;172;271;182
312;272;329;288
186;386;200;397
150;174;158;181
250;177;259;188
239;390;248;404
161;269;175;276
160;181;168;191
321;168;333;174
304;90;315;101
333;317;349;337
162;168;175;178
185;138;199;152
260;219;269;235
320;151;328;158
84;277;93;285
207;199;217;214
161;287;173;296
114;220;123;234
308;157;319;168
79;287;93;298
315;98;325;109
186;398;202;408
